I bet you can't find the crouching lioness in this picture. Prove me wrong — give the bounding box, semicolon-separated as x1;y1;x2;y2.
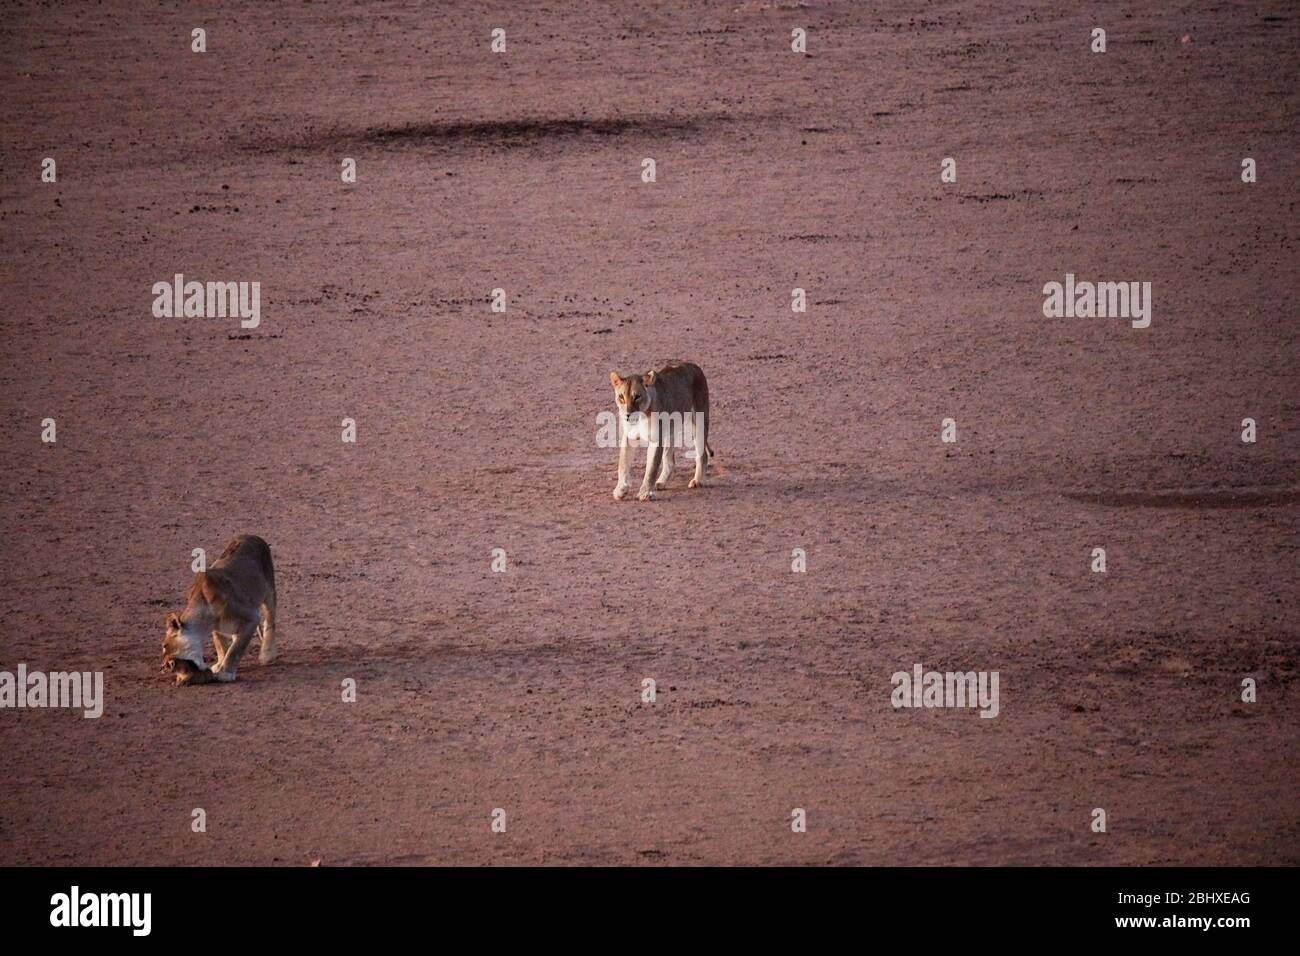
609;361;713;501
161;534;278;685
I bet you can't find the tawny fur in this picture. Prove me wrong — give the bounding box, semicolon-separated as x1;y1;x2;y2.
609;361;713;501
161;534;278;685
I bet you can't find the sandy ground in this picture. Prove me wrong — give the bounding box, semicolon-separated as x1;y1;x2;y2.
1;0;1297;866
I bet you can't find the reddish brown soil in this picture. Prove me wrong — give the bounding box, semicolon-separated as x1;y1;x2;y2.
1;1;1297;866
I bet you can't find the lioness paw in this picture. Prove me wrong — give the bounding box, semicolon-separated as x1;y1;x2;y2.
637;488;656;501
613;484;629;500
688;478;702;489
213;670;237;682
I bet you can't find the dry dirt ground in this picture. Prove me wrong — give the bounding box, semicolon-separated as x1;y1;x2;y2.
1;1;1297;865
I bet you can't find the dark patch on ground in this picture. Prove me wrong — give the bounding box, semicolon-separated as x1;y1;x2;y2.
244;114;728;154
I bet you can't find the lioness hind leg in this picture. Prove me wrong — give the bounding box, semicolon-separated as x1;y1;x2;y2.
258;597;278;664
689;414;708;488
656;446;674;488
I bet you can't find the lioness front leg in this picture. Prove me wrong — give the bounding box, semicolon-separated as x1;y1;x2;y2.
638;443;661;501
211;631;228;669
613;432;632;500
210;620;258;682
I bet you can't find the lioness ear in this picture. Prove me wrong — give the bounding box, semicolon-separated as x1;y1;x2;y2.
609;371;622;387
642;370;656;386
166;612;181;631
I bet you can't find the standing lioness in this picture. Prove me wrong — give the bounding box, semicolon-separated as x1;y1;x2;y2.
610;361;713;501
161;534;278;685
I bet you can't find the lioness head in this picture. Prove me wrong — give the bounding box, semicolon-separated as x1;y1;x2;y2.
610;370;654;415
161;612;208;682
